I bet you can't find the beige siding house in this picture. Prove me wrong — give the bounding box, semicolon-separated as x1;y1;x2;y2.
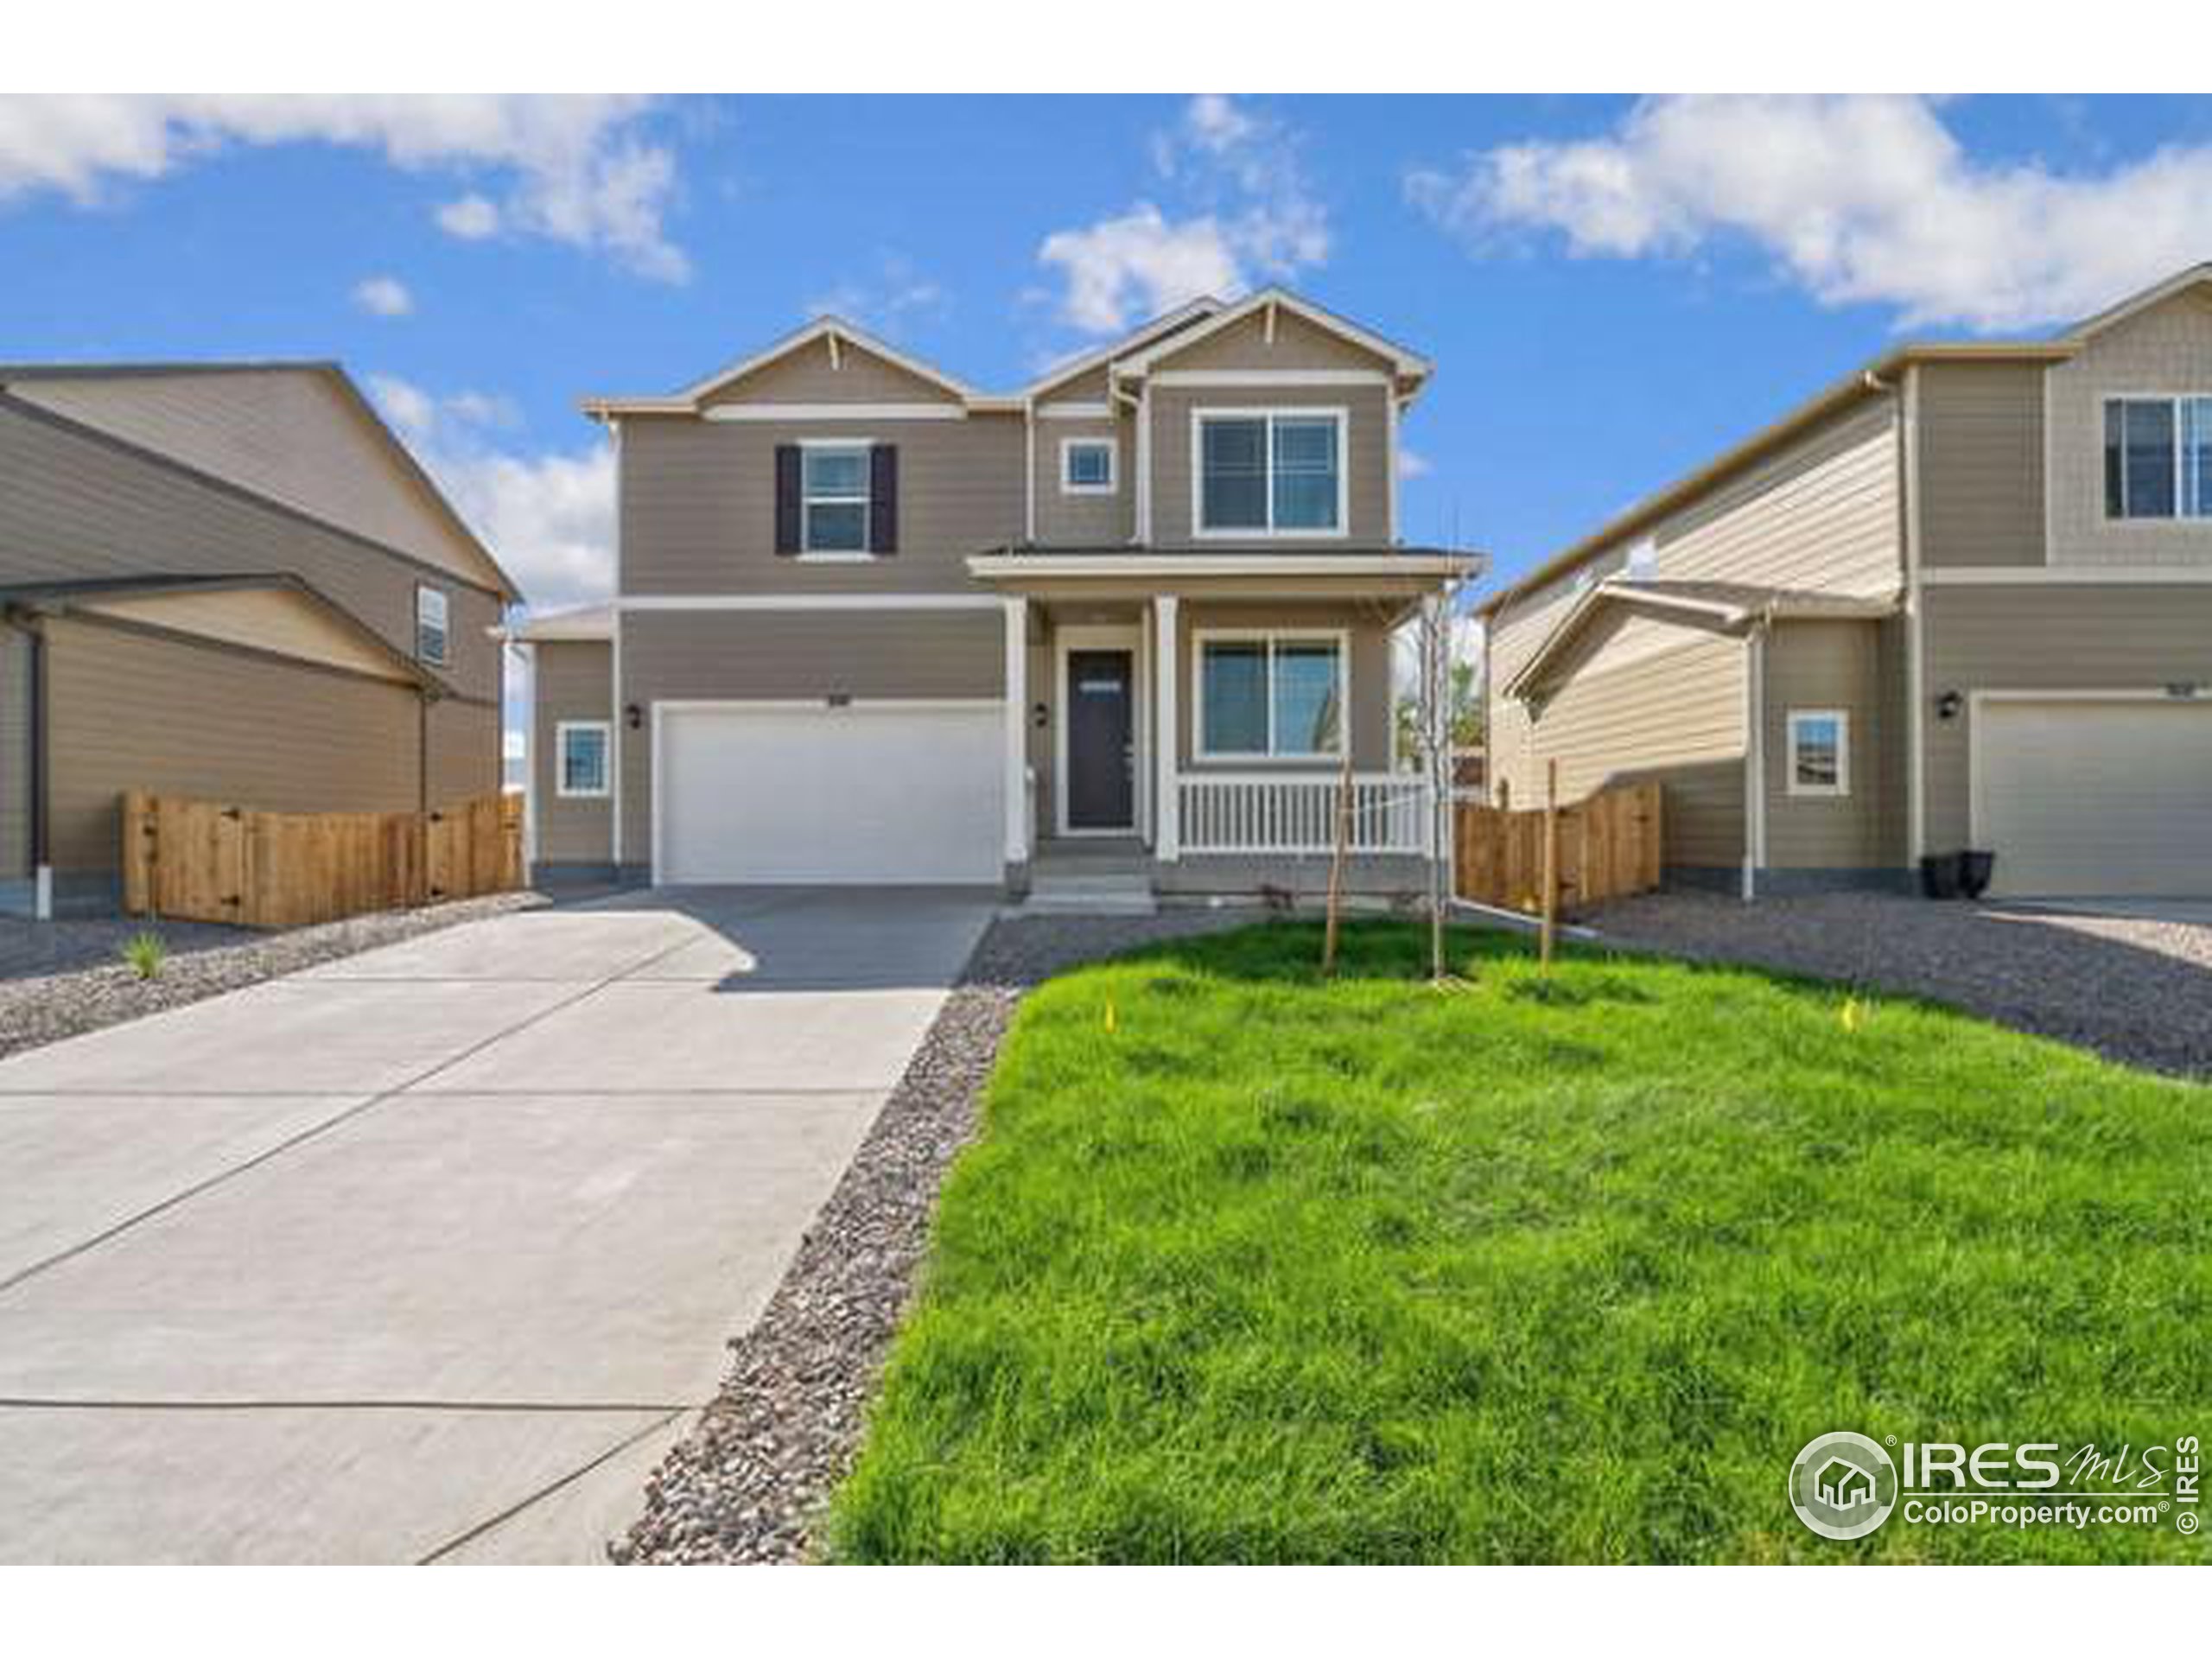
0;364;519;914
516;292;1478;906
1483;263;2212;899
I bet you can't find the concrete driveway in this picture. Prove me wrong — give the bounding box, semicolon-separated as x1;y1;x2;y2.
0;887;993;1563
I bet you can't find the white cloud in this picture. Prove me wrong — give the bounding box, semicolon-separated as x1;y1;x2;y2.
1038;94;1330;336
804;253;948;338
367;373;616;613
351;274;413;318
1396;448;1432;481
1408;95;2212;333
0;95;687;282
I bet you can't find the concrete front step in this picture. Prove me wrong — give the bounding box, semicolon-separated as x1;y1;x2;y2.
1022;871;1159;916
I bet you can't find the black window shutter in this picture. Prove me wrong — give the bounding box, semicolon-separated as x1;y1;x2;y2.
774;444;802;555
869;443;899;555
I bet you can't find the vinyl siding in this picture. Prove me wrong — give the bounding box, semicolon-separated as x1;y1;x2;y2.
7;370;500;593
1147;384;1391;549
76;586;410;682
0;399;505;705
617;608;1003;861
1174;601;1395;773
426;696;500;809
2046;287;2212;567
1762;620;1887;870
1510;628;1747;873
699;337;963;406
0;624;29;879
531;639;614;865
619;410;1024;595
42;615;422;875
1920;583;2212;851
1032;412;1135;546
1916;362;2046;568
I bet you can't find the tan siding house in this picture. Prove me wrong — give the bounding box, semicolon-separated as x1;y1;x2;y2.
525;294;1476;905
0;363;518;914
1483;262;2212;900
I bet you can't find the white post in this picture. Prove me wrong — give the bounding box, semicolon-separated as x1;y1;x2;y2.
1002;595;1029;868
1154;593;1180;860
33;865;52;921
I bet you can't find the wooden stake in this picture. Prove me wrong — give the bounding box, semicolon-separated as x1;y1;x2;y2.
1321;740;1354;975
1540;759;1560;969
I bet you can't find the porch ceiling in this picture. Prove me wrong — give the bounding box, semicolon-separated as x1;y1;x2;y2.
968;548;1478;608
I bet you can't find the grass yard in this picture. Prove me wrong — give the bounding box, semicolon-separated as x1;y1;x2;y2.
828;921;2212;1563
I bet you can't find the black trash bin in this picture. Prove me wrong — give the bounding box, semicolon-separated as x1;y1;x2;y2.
1920;852;1963;899
1958;850;1996;899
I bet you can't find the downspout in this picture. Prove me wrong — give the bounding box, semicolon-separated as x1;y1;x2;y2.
27;618;51;919
1742;616;1768;903
417;692;430;817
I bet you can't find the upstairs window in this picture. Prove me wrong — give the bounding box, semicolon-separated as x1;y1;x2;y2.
1061;437;1116;495
415;584;449;665
2104;396;2212;519
802;443;872;552
1197;410;1344;536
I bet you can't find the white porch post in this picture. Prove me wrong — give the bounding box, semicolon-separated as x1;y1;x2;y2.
1002;595;1030;867
1154;593;1179;860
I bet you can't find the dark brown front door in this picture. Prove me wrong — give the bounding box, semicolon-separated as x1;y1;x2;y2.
1065;649;1135;830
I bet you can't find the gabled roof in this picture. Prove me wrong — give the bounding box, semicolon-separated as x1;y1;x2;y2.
505;601;614;643
1020;297;1226;401
0;571;461;695
0;360;521;603
583;316;1012;417
1481;260;2212;624
1503;576;1897;700
1108;287;1435;385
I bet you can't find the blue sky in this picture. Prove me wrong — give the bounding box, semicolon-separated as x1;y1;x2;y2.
7;93;2212;624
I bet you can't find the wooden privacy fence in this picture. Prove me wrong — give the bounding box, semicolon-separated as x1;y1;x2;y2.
123;791;523;929
1454;779;1662;918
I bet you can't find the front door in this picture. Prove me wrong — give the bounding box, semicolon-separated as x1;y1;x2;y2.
1065;649;1135;831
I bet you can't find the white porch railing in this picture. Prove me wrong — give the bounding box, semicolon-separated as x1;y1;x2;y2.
1177;773;1431;855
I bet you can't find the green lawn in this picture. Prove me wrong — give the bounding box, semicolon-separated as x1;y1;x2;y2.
828;922;2212;1563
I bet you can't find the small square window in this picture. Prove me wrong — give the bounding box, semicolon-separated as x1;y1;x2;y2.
416;585;449;665
556;721;610;798
1062;438;1116;495
1787;709;1849;798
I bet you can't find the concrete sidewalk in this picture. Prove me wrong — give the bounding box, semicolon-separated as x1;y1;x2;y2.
0;887;992;1563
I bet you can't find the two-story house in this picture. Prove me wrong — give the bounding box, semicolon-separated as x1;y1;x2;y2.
1481;262;2212;901
1;363;518;916
516;290;1477;905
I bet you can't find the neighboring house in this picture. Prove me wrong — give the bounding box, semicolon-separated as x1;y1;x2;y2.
515;290;1478;904
0;364;520;916
1482;263;2212;901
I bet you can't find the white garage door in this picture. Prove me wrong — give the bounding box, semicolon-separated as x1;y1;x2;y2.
1976;697;2212;897
657;702;1004;885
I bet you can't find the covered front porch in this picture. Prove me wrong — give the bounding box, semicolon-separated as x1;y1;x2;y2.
971;551;1477;905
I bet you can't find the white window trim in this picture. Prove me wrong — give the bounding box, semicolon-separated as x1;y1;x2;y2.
1190;627;1351;763
1785;709;1851;799
1189;407;1351;541
1058;435;1118;496
2101;393;2212;522
798;436;875;558
415;582;449;666
555;720;613;800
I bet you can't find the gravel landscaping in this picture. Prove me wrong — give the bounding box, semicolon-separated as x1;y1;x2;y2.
0;892;552;1063
1595;890;2212;1077
611;907;1264;1566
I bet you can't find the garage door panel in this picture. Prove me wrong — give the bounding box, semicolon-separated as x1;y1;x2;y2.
658;704;1003;885
1977;700;2212;897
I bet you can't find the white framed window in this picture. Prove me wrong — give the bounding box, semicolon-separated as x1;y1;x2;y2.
1786;709;1850;798
1193;630;1347;760
555;720;611;798
2104;395;2212;520
1060;436;1116;495
801;441;872;555
415;584;449;665
1192;409;1348;537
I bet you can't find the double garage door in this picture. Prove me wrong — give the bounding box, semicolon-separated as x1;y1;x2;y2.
655;702;1003;886
1975;698;2212;897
